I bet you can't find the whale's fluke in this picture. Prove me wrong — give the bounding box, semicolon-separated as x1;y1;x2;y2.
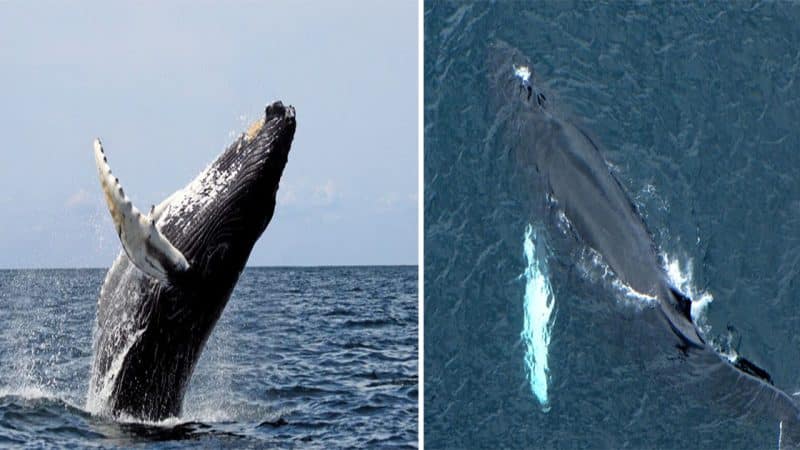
93;139;190;282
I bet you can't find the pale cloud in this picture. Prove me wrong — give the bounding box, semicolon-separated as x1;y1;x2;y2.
312;180;337;206
378;193;399;210
276;180;339;208
276;185;297;206
377;192;417;212
65;189;93;209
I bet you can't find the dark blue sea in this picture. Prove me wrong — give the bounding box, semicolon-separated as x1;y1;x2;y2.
425;2;800;449
0;266;417;449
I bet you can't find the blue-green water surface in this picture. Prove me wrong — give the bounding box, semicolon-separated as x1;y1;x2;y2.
0;266;417;449
424;2;800;448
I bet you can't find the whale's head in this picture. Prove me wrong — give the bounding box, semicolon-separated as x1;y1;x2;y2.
512;64;547;107
488;39;548;113
486;41;562;210
156;100;297;291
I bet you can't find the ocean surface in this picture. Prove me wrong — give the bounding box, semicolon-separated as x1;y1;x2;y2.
424;2;800;449
0;266;417;449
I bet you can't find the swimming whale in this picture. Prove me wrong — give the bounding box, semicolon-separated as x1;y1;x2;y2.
86;101;296;421
489;40;800;444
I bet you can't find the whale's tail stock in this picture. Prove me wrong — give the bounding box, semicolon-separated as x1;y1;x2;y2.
665;285;800;447
670;299;800;448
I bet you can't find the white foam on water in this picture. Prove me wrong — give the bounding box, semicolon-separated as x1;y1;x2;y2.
0;385;55;400
662;253;714;334
577;246;656;310
610;278;658;306
111;412;187;428
520;224;556;412
0;385;86;414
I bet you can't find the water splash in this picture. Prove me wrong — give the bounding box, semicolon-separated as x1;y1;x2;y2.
611;278;658;307
84;258;148;416
577;246;657;310
85;328;145;416
662;254;713;332
520;224;556;412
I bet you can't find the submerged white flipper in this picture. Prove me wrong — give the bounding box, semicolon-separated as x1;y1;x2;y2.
93;139;190;282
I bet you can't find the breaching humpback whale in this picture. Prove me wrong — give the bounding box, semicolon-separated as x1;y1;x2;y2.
86;101;296;420
489;40;800;445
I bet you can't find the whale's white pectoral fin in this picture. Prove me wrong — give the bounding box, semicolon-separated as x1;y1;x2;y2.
93;139;190;282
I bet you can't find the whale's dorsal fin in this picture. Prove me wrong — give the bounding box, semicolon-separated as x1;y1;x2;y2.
93;139;190;283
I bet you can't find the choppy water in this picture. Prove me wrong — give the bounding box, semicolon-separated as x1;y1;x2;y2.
424;2;800;448
0;266;417;449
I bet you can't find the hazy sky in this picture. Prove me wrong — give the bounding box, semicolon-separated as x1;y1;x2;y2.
0;1;418;268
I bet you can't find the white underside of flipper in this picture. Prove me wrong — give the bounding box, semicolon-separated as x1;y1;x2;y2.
93;139;190;282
